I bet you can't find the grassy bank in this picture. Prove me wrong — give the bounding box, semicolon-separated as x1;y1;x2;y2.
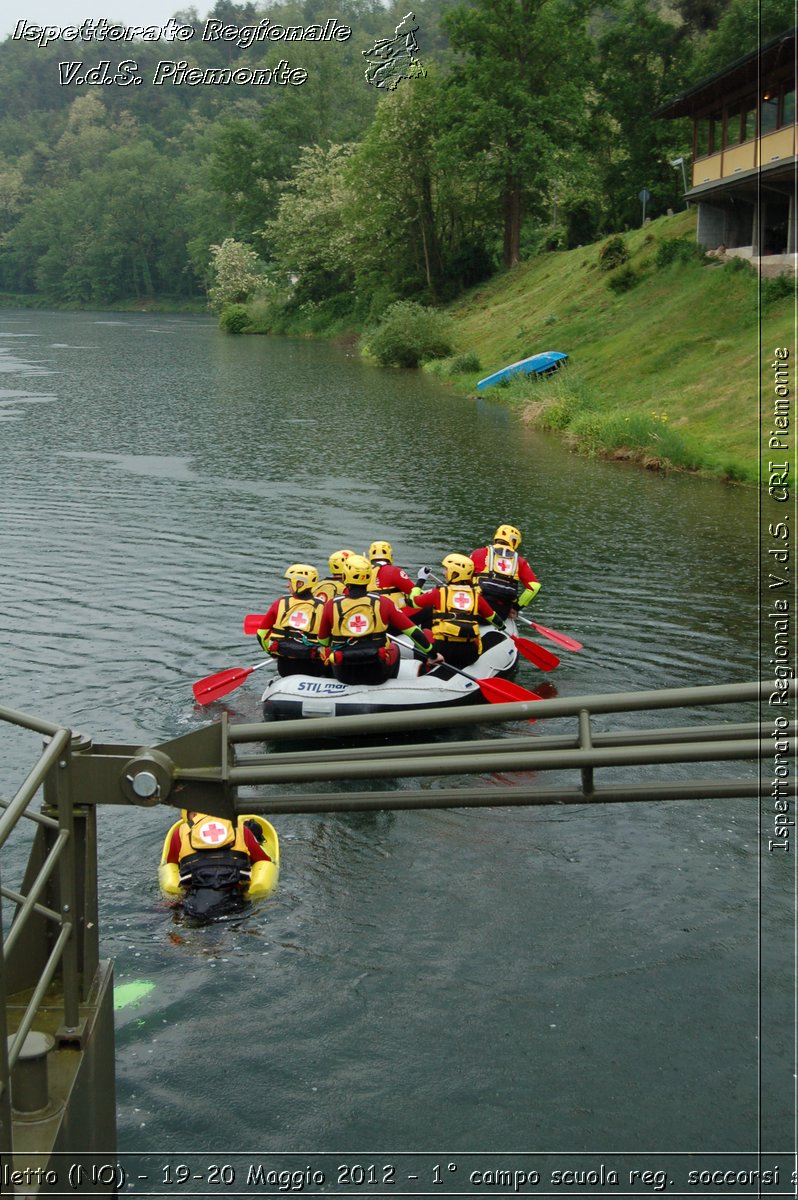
426;211;793;484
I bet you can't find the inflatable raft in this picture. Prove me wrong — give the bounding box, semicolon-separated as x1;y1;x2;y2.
261;627;517;720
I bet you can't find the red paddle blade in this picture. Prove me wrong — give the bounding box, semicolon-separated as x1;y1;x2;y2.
192;665;255;704
476;677;543;706
530;622;583;652
511;635;560;671
243;614;266;635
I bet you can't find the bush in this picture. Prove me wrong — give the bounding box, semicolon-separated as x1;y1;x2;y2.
655;237;704;268
607;266;641;293
219;303;251;334
363;301;454;368
598;235;629;272
448;352;481;374
762;273;796;306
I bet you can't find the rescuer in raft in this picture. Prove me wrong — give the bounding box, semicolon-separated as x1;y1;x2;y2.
470;524;541;620
366;539;419;607
405;553;505;669
164;811;272;892
317;553;442;684
313;548;356;603
256;563;327;677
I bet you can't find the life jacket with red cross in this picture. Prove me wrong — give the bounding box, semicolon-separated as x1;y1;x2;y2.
177;814;251;889
431;585;482;648
267;593;325;662
329;594;390;666
476;545;521;606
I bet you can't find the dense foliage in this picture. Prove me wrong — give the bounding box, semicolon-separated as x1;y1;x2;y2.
0;0;779;318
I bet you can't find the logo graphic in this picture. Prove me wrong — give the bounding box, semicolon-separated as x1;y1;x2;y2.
363;11;426;90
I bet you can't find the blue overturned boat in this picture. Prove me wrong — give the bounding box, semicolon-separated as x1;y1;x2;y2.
476;350;568;392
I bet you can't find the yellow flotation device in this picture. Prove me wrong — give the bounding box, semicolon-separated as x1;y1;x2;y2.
158;814;280;901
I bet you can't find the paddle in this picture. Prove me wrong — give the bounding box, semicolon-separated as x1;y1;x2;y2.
508;633;559;670
515;617;583;652
387;636;543;707
192;659;274;705
420;575;559;671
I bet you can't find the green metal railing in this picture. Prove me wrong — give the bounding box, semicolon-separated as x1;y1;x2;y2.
0;678;792;1177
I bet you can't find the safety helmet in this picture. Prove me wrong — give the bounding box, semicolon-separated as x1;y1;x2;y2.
368;540;393;564
494;524;522;550
342;553;374;588
328;548;355;576
442;553;475;584
284;563;319;594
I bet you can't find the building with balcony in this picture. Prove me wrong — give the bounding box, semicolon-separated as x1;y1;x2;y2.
659;28;796;272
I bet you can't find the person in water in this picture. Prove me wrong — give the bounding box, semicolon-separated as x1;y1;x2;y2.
405;553;505;668
470;524;541;620
314;548;356;603
366;540;419;607
317;553;442;684
256;563;326;677
165;811;271;893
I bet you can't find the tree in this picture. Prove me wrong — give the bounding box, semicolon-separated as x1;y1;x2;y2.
441;0;594;268
592;0;689;229
264;144;356;301
207;238;268;309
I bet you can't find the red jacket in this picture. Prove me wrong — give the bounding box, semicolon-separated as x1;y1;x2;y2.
372;562;415;597
406;587;499;622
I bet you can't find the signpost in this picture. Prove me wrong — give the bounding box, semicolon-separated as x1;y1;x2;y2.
639;187;652;224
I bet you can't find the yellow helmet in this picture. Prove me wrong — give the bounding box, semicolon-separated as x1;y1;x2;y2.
442;553;475;584
342;553;374;587
368;540;393;564
284;563;319;594
328;548;355;576
494;524;522;550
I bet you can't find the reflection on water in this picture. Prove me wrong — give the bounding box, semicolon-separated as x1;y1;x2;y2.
0;310;779;1158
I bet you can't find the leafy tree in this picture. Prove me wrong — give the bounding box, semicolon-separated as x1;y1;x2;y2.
441;0;595;268
208;237;268;309
690;0;796;75
264;144;356;301
592;0;689;229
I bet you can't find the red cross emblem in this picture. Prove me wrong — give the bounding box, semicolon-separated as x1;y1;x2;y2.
347;613;370;633
198;820;227;845
452;590;471;609
496;556;513;574
289;610;310;629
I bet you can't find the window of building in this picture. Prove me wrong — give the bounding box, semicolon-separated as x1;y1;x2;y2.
709;111;723;152
761;91;779;134
725;107;742;146
781;85;795;127
742;98;757;140
696;117;710;157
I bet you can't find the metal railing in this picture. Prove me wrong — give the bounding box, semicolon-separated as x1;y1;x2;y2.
0;678;792;1172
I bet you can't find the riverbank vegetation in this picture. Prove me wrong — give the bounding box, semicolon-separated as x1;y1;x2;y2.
425;209;788;484
0;0;791;481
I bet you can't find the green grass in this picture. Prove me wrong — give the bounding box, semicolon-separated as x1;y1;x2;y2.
435;211;792;484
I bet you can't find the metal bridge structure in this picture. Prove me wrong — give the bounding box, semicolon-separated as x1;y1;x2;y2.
0;679;790;1191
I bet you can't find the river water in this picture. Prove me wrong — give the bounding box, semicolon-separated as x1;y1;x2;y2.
0;311;788;1191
